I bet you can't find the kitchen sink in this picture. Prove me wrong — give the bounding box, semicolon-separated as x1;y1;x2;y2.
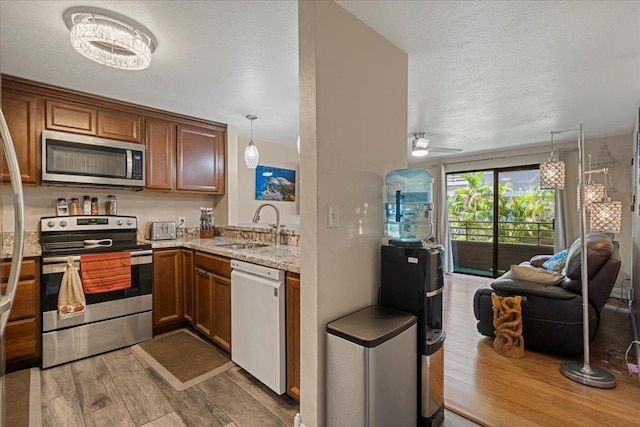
217;243;270;250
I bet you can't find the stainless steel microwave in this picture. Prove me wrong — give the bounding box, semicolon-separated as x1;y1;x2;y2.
42;130;145;189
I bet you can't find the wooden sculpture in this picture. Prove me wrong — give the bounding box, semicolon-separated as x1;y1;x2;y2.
491;292;525;358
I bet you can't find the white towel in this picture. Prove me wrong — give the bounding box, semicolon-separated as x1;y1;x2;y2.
58;256;86;319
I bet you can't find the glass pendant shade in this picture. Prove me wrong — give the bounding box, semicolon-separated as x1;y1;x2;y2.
64;9;156;71
244;142;259;169
578;183;606;209
589;200;622;233
539;160;565;189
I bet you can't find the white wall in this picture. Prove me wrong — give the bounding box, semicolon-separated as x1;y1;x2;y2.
299;2;408;426
2;186;214;232
414;132;634;292
234;136;300;226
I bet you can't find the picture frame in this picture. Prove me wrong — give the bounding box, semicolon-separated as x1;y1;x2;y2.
255;165;296;202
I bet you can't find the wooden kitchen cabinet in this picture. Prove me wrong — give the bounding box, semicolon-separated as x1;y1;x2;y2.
152;249;183;329
45;99;97;135
2;258;40;372
145;118;176;190
182;249;195;325
194;267;213;336
286;271;301;401
96;109;142;143
176;125;225;193
1;88;41;184
1;75;227;193
194;252;232;353
146;121;225;194
45;100;141;143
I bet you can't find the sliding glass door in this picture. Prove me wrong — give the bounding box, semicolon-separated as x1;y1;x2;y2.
447;166;555;278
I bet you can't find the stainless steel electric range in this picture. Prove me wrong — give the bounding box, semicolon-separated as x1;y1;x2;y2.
39;215;152;368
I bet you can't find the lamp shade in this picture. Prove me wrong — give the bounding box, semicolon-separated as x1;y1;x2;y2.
244;142;259;169
589;200;622;233
578;183;606;209
539;160;565;189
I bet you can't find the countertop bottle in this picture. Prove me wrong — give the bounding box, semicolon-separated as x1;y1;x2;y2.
106;195;117;215
57;198;69;216
91;197;99;215
83;196;91;215
69;198;81;216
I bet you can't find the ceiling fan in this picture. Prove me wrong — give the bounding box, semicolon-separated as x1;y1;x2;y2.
410;132;463;157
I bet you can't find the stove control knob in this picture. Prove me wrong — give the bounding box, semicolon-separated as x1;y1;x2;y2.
126;219;133;225
47;220;55;228
117;220;124;225
60;221;67;227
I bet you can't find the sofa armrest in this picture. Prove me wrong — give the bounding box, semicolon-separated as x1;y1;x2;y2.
491;278;577;300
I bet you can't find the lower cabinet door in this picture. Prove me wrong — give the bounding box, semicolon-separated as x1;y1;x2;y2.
194;268;213;337
152;249;183;327
212;274;231;353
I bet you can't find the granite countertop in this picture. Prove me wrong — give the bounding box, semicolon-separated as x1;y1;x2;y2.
143;236;300;273
2;232;42;259
2;232;300;274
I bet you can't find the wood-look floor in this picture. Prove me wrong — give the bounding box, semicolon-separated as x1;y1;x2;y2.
444;273;640;427
39;346;299;426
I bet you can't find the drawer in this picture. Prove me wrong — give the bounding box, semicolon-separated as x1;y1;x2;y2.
195;252;232;277
1;258;37;280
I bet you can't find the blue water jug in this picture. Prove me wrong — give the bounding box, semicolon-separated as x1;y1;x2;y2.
384;168;434;243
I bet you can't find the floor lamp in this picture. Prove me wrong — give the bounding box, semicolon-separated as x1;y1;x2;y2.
540;123;619;389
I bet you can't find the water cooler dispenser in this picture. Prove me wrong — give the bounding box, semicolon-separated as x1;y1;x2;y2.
380;168;446;426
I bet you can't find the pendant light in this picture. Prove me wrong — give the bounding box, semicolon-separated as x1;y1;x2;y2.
539;132;565;189
244;115;259;169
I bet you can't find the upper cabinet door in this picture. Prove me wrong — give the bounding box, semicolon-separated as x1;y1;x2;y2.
145;119;176;190
176;125;225;193
1;89;40;184
45;100;97;135
97;110;142;143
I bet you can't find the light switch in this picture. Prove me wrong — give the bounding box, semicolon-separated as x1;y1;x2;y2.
328;204;339;228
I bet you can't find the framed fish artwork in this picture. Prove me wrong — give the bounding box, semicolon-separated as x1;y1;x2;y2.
255;165;296;202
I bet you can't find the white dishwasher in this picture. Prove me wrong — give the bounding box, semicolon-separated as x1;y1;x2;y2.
230;259;286;394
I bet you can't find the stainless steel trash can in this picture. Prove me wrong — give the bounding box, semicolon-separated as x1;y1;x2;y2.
326;305;417;427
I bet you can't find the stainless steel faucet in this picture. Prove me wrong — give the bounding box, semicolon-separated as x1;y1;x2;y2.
252;203;281;246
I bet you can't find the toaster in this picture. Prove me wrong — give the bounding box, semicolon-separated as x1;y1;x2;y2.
148;221;177;240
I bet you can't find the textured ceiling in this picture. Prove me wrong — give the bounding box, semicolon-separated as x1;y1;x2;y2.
1;1;639;160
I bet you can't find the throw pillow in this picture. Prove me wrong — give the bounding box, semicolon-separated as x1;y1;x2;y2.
510;264;566;285
542;250;568;272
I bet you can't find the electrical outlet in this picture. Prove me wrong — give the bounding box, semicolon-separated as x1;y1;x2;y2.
178;216;186;226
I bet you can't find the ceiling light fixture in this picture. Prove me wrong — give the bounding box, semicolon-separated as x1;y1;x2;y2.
244;115;259;169
411;132;430;157
63;7;157;71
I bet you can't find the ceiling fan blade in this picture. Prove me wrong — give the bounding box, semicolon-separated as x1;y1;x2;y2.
428;146;463;153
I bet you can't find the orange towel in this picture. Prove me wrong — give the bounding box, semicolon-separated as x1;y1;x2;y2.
81;252;131;294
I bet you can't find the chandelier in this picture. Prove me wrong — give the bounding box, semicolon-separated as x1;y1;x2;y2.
63;8;157;71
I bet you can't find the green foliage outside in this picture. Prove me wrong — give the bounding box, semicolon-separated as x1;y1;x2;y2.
448;171;555;245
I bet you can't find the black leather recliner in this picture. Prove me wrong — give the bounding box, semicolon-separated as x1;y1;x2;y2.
473;233;621;356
